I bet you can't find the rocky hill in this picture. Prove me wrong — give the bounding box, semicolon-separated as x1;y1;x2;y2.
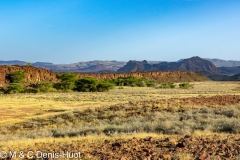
0;60;127;72
218;66;240;75
0;65;209;88
118;56;220;76
0;60;27;66
157;56;220;75
117;60;152;72
2;58;240;75
205;58;240;67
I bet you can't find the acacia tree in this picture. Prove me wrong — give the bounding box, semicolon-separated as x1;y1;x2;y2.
4;71;26;94
74;77;114;92
74;77;98;92
54;73;77;91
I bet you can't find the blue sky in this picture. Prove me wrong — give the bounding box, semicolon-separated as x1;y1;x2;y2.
0;0;240;63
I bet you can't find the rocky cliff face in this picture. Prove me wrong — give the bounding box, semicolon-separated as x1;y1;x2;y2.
0;65;209;88
0;65;58;88
76;71;209;82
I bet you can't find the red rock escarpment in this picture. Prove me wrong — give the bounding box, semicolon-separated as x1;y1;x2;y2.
76;71;209;82
0;65;57;88
0;65;209;88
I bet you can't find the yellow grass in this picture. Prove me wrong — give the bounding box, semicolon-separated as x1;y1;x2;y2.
0;81;240;152
0;81;239;123
0;131;234;151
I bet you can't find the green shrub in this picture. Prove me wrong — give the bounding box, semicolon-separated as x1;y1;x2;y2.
23;88;39;93
179;82;194;89
47;87;57;92
56;73;77;82
0;87;4;93
74;78;115;92
136;78;155;87
112;76;155;87
53;83;62;90
7;71;25;83
4;83;24;94
54;81;75;91
55;73;77;91
37;81;53;92
145;80;156;87
157;82;176;89
97;81;115;92
74;77;98;92
113;76;136;86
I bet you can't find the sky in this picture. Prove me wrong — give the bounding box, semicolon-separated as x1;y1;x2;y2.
0;0;240;63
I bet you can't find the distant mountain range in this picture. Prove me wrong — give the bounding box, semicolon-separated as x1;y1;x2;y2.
0;60;126;72
205;58;240;67
1;57;240;78
0;60;163;73
117;56;220;76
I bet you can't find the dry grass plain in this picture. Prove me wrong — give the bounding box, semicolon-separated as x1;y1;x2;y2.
0;81;240;159
0;81;239;122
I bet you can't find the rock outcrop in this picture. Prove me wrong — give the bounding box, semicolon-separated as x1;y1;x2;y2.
117;60;152;72
118;56;220;76
76;71;209;82
0;65;57;88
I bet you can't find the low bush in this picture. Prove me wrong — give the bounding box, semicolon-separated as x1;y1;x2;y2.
47;87;57;92
179;82;194;89
157;82;176;89
38;81;53;92
4;83;24;94
23;88;39;93
112;76;155;87
2;104;240;140
56;72;77;82
0;87;4;93
97;81;115;92
74;77;115;92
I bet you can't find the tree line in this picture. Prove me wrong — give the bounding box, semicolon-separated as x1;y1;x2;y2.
2;71;155;94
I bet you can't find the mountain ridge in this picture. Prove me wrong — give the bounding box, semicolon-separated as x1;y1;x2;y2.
118;56;220;76
205;58;240;67
1;57;240;76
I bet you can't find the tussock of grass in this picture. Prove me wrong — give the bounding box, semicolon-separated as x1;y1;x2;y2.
1;132;165;151
1;104;240;141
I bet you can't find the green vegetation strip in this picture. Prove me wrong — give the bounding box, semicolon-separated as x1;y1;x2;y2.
2;72;157;94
